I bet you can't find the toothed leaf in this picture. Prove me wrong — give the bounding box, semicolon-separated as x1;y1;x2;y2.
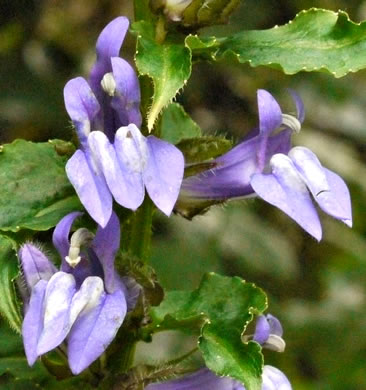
187;8;366;78
0;140;82;232
151;273;267;390
131;21;192;131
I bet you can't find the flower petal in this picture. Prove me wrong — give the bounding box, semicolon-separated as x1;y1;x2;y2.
88;130;145;210
289;147;352;225
89;17;130;98
180;131;292;206
288;89;305;123
253;315;271;345
22;280;47;366
144;136;185;216
111;57;142;127
121;276;142;311
251;154;322;241
66;149;112;228
37;272;76;355
266;314;283;337
68;276;105;326
64;77;100;149
262;365;292;390
52;211;83;272
324;168;352;227
257;90;282;136
67;284;127;375
92;212;120;293
19;244;56;290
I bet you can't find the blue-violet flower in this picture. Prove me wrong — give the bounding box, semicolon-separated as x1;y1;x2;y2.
19;212;138;374
178;89;352;240
64;17;184;227
243;313;285;353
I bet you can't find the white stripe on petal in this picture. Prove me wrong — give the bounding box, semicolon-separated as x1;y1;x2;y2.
69;277;104;325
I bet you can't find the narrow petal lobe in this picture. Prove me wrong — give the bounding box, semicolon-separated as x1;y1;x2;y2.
64;77;100;149
251;154;322;240
144;136;185;216
93;212;120;293
37;272;76;355
19;244;56;290
68;286;127;375
66;149;112;228
22;280;48;366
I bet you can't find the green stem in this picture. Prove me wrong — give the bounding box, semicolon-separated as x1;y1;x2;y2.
107;331;138;375
127;196;154;262
118;337;137;373
134;0;153;22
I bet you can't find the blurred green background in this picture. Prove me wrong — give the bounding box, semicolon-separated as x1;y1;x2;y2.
1;1;366;389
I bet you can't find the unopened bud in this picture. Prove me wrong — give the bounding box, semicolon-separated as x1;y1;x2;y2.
165;0;193;21
151;0;242;28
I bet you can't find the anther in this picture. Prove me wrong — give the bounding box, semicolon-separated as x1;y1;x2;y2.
281;114;301;133
101;73;117;97
65;228;94;268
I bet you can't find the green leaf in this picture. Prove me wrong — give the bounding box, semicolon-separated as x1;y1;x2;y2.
132;21;192;130
151;273;267;390
0;139;82;232
0;235;22;333
159;103;201;144
200;327;263;390
187;8;366;78
177;136;232;164
0;321;23;357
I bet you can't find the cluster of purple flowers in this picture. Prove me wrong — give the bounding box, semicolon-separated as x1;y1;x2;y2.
18;14;353;388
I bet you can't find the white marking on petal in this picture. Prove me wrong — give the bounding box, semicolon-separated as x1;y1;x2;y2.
270;154;308;193
43;273;75;325
288;146;329;194
69;277;104;325
115;125;148;173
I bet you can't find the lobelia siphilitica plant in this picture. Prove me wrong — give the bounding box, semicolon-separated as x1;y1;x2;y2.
17;14;352;390
2;0;364;389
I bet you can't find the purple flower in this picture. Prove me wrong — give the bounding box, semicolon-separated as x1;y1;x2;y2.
19;212;136;375
178;90;352;240
145;365;292;390
243;313;285;353
64;17;184;227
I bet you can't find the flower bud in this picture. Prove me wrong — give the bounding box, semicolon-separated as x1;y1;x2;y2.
151;0;242;28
